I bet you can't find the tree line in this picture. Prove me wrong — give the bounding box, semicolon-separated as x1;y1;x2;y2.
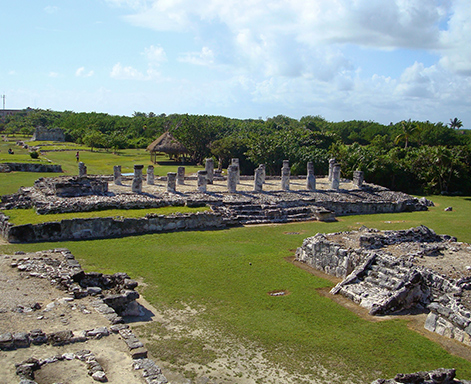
1;109;469;195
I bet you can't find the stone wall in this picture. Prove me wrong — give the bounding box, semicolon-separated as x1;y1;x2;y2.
295;226;471;345
0;162;63;173
32;126;65;142
3;211;225;243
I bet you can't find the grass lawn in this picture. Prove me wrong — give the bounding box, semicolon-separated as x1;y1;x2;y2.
1;206;210;225
1;195;471;381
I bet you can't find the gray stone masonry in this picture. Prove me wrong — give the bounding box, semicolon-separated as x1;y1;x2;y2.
231;158;240;183
197;170;207;193
227;165;238;193
167;172;176;193
78;162;87;177
254;167;264;192
328;158;336;181
307;161;316;191
331;164;340;190
0;162;62;173
371;368;471;384
281;160;290;191
353;170;364;188
177;166;185;185
259;164;266;184
113;165;122;185
147;165;155;185
132;165;143;193
205;158;214;184
296;225;471;347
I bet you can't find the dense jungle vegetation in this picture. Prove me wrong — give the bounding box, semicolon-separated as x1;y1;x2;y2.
1;109;470;195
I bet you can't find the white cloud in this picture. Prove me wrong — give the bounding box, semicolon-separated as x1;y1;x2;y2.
179;47;214;66
75;67;94;77
44;5;59;14
110;63;161;81
110;63;145;80
48;72;61;78
144;45;167;64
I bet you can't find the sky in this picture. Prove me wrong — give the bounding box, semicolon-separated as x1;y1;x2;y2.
1;0;471;127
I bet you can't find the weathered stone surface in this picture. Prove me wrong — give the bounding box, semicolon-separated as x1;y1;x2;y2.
297;225;471;345
372;368;464;384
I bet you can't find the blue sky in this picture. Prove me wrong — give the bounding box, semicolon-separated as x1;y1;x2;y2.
1;0;470;127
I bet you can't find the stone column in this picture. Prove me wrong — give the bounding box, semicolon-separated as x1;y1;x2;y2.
231;158;240;183
197;170;207;193
147;165;155;185
167;172;177;193
205;158;214;184
259;164;266;184
328;158;336;181
281;160;290;191
254;167;263;192
132;165;143;193
331;164;341;190
227;165;238;193
307;161;316;191
113;165;122;185
78;162;87;177
177;166;185;185
353;170;364;188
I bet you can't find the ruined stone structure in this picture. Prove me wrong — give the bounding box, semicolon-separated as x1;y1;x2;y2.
281;160;290;191
205;158;214;184
197;170;207;193
353;170;364;188
227;165;238;193
306;161;316;191
32;126;65;142
147;165;155;185
254;167;264;192
78;162;87;177
177;166;185;185
331;163;340;190
328;158;336;181
113;165;122;185
33;176;108;197
167;172;176;193
131;165;143;193
0;248;167;383
231;158;240;183
295;225;471;346
0;162;62;173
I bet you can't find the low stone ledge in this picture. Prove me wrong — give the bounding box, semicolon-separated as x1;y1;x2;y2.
0;162;62;173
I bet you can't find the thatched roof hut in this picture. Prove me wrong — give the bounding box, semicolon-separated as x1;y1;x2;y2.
146;131;188;163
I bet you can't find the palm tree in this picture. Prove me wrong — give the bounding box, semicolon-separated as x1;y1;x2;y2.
449;117;463;129
394;119;416;149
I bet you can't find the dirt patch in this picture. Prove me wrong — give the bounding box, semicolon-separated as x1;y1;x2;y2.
0;252;147;384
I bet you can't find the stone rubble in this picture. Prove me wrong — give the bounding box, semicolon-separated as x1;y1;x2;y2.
371;368;471;384
295;225;471;346
1;248;168;384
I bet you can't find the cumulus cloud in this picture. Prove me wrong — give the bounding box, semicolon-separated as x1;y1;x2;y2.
48;71;61;78
179;47;214;66
103;0;471;124
144;45;167;64
110;63;161;81
75;67;94;77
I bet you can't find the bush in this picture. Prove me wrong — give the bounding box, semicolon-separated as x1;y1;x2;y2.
29;151;39;159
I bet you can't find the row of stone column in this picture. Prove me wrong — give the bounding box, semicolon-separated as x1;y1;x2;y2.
80;158;363;193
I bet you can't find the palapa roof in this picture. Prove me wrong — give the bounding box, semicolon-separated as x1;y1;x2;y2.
146;131;188;154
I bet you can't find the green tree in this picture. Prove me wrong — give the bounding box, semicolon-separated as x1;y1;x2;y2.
449;117;463;129
394;119;416;149
82;130;105;151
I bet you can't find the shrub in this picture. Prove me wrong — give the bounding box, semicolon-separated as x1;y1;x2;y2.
29;151;39;159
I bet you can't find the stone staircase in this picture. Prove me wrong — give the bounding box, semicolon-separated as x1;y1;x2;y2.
331;254;429;315
212;202;334;225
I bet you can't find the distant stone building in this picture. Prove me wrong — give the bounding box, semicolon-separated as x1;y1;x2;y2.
32;126;65;142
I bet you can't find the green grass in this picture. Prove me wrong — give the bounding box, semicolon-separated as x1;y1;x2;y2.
1;206;210;225
2;196;471;381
